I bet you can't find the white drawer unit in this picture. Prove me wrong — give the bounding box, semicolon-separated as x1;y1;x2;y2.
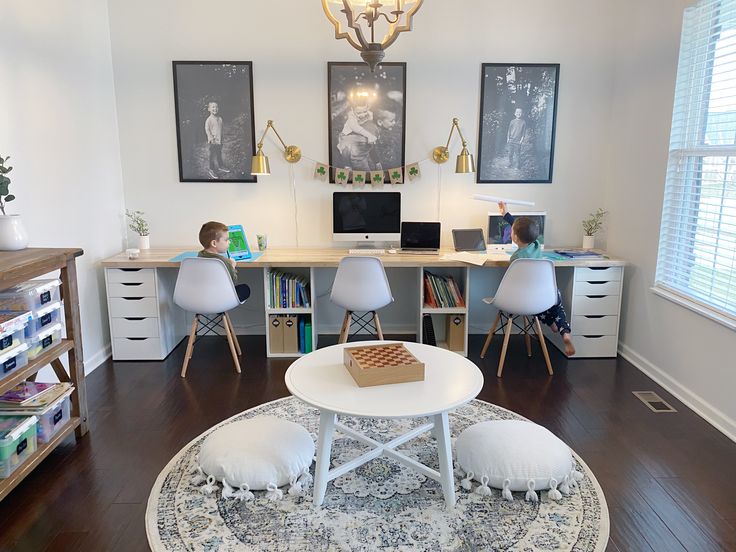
105;268;185;360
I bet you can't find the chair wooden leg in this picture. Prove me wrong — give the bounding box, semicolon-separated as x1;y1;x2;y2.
497;315;514;378
480;312;501;359
534;316;554;376
523;316;532;358
181;315;198;378
338;311;351;344
373;311;384;340
222;314;242;373
224;313;241;355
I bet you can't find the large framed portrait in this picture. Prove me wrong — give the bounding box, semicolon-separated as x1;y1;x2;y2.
476;63;560;183
328;62;406;183
172;61;256;182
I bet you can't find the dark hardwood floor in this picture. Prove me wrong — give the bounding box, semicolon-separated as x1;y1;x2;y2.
0;334;735;551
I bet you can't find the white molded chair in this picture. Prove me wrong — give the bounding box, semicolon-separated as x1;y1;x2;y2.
330;256;394;343
174;257;246;377
480;258;557;377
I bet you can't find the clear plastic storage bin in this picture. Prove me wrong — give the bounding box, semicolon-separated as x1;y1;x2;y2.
35;388;73;444
0;415;38;479
26;323;62;360
0;311;30;354
0;343;29;378
23;301;63;340
0;279;61;313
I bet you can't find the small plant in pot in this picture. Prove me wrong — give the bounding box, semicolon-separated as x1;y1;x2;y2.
126;209;150;249
0;154;29;251
582;208;608;249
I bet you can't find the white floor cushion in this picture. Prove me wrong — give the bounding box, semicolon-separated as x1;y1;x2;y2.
455;420;582;502
193;415;315;501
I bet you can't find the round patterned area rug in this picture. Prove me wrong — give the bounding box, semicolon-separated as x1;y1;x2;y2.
146;397;609;551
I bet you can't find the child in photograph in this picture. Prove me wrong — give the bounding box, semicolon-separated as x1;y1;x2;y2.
507;107;527;170
498;202;576;356
204;102;230;179
198;221;251;303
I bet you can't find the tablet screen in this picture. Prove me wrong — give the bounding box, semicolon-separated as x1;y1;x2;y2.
452;229;486;252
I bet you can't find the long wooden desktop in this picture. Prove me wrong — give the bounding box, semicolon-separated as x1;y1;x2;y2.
101;247;625;360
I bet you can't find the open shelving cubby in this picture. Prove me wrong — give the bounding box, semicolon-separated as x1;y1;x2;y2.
417;266;469;356
263;267;316;358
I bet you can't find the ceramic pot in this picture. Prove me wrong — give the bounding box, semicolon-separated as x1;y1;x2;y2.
0;214;30;251
139;235;150;250
582;235;595;249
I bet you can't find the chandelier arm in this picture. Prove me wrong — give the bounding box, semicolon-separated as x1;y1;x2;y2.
376;12;401;25
321;0;365;51
343;0;371;49
380;0;424;49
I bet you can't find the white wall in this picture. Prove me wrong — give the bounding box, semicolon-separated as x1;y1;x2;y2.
606;0;736;441
0;1;125;375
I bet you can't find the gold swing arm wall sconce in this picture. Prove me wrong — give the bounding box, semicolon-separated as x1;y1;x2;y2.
251;120;301;176
433;118;475;173
321;0;424;71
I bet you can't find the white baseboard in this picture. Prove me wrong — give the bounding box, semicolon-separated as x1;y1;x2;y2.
619;343;736;444
84;343;112;375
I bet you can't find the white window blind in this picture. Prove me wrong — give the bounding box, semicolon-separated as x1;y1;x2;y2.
656;0;736;324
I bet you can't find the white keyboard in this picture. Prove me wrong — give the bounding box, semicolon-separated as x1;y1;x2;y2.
348;248;386;255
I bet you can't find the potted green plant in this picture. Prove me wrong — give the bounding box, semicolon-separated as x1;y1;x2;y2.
126;209;151;249
582;208;608;249
0;154;29;251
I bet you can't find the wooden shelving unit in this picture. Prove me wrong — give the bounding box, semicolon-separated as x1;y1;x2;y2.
0;248;88;501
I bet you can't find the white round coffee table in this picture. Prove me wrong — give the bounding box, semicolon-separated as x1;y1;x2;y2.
285;341;484;508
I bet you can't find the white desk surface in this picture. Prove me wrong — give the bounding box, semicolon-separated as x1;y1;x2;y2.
285;341;484;419
101;247;626;268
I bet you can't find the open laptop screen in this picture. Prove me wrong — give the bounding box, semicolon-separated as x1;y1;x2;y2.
401;222;441;250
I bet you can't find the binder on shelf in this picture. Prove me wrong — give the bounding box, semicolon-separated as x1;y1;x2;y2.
446;314;465;352
304;321;313;353
283;315;299;353
298;316;306;353
422;314;436;346
268;315;284;353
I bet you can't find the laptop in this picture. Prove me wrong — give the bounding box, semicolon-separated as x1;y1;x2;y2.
227;224;252;261
452;228;486;252
400;222;441;254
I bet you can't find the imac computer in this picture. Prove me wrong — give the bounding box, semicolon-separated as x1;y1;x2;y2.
487;211;547;251
333;192;401;243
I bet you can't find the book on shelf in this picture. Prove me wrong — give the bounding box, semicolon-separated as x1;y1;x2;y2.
268;271;311;309
0;382;73;414
0;381;56;406
422;314;437;346
423;272;465;309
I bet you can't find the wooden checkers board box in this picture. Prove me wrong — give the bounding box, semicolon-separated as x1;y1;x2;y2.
343;343;425;387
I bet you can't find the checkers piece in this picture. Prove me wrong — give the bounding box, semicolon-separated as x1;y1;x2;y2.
343;343;425;387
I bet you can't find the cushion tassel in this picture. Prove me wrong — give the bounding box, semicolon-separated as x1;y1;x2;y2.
288;476;304;496
201;475;218;495
191;467;206;486
266;482;283;501
573;469;584;482
548;478;562;501
559;474;571;495
502;479;513;501
234;484;254;502
525;479;538;503
474;475;493;496
222;479;237;499
460;471;474;491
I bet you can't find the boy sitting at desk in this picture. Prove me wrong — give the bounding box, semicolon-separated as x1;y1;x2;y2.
198;221;251;303
498;202;576;356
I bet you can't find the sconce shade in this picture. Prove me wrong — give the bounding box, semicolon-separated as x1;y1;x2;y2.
456;147;475;174
251;149;270;176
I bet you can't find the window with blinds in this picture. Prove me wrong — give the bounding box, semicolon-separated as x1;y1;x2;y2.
655;0;736;326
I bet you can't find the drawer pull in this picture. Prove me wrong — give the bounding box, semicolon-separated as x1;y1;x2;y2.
584;315;604;319
585;295;606;299
124;317;146;321
122;297;144;301
120;268;142;272
582;335;604;339
121;282;143;287
126;337;147;341
588;267;610;271
587;281;607;285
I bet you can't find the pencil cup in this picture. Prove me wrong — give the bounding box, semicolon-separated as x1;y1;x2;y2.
257;234;268;251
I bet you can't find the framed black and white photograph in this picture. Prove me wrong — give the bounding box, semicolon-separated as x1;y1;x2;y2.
328;62;406;183
172;61;256;182
477;63;559;183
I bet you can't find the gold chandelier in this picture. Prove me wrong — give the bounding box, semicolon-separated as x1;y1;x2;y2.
322;0;424;71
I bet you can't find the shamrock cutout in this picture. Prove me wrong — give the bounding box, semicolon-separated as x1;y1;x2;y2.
373;173;383;182
316;166;326;175
354;174;364;183
409;167;419;176
391;171;401;180
337;171;346;180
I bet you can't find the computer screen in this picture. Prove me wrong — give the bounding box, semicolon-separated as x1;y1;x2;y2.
487;212;546;249
401;222;441;250
333;192;401;242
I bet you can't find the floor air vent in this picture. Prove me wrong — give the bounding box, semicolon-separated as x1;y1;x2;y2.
632;391;677;413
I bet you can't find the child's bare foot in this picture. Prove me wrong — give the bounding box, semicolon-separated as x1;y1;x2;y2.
562;333;576;356
550;323;559;333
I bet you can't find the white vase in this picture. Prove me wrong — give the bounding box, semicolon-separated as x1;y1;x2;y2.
0;214;30;251
582;235;595;249
139;235;150;250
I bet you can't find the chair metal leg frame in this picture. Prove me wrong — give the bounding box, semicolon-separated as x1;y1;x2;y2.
338;310;384;344
480;312;554;377
180;313;241;378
